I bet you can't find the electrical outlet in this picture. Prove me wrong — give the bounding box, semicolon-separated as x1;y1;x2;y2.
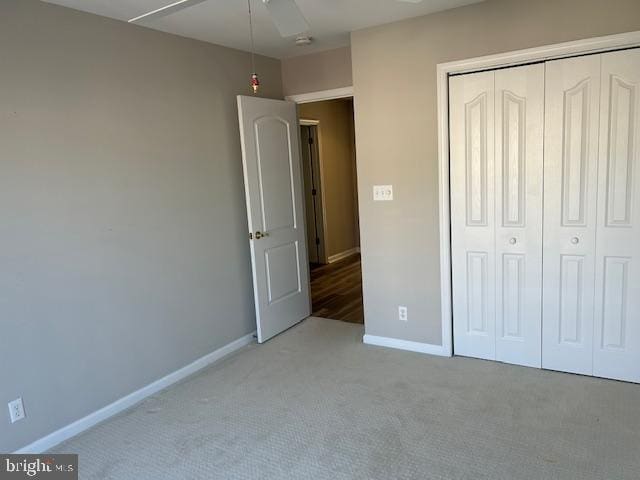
8;398;25;424
398;306;408;322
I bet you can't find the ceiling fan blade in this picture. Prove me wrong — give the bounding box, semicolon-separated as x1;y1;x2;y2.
263;0;309;37
128;0;209;23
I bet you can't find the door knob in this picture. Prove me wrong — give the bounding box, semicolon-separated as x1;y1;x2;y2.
571;237;579;244
254;231;269;239
509;237;517;245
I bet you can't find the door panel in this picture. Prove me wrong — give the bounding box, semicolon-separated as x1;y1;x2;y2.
254;117;296;232
559;254;587;344
466;251;490;335
593;49;640;383
238;96;310;343
494;64;544;367
264;241;302;304
451;71;496;360
542;55;601;375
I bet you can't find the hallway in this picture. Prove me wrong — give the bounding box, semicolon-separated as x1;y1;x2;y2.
310;254;363;324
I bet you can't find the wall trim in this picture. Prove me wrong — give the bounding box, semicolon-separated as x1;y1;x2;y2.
363;334;449;357
286;86;354;104
14;332;256;454
327;247;360;264
436;30;640;359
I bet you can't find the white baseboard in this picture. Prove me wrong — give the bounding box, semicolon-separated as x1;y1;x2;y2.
363;334;450;357
14;331;256;454
327;247;360;264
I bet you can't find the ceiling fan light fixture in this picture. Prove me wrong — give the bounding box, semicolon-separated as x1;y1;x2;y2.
250;73;260;94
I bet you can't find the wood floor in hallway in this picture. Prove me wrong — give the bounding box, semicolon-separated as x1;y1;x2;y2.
310;253;364;324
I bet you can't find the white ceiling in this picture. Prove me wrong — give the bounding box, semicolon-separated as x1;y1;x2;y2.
42;0;484;59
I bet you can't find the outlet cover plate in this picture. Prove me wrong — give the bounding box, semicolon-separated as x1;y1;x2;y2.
373;185;393;201
8;398;25;423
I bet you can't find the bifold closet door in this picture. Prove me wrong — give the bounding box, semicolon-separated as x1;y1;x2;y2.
592;49;640;383
451;64;544;367
494;65;544;367
451;70;496;361
451;48;639;381
542;55;601;376
543;50;640;382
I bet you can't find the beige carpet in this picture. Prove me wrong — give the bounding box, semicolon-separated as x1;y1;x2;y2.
52;317;640;479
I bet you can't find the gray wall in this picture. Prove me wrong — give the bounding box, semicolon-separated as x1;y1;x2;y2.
281;47;352;97
0;0;282;452
351;0;640;345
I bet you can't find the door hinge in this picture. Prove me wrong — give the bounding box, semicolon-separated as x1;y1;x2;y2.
249;232;253;240
312;188;317;196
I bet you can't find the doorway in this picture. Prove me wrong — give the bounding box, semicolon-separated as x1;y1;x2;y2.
298;98;363;324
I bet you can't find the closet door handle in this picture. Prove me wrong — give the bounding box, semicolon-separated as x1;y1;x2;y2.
571;237;580;245
509;237;517;245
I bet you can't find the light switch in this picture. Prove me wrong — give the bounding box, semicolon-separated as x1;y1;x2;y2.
373;185;393;201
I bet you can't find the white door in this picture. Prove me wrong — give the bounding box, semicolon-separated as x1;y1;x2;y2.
542;55;601;376
592;49;640;383
451;64;544;367
451;70;497;361
237;96;311;343
494;64;544;368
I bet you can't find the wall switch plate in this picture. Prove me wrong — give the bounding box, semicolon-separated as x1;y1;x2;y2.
373;185;393;201
8;398;25;423
398;306;408;321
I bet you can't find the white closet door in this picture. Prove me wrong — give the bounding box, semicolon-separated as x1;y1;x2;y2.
542;55;601;375
593;49;640;383
494;64;544;368
451;71;496;360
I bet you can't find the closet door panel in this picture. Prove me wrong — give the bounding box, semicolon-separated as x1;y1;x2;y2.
494;64;544;368
542;55;601;375
450;71;497;360
593;49;640;383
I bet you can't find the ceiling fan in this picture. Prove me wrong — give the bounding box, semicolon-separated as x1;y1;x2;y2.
129;0;424;94
129;0;310;38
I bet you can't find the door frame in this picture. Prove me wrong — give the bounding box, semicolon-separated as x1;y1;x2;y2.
291;92;359;267
286;86;354;104
436;30;640;357
300;119;329;264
